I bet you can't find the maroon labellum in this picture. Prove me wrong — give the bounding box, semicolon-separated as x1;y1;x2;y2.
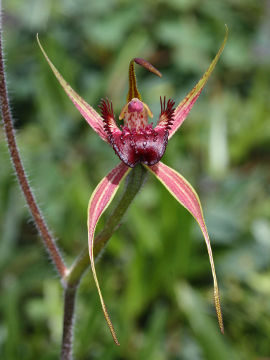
99;97;175;167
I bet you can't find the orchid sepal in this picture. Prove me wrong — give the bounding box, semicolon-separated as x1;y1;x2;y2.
145;161;224;333
87;162;131;345
37;35;108;142
168;25;228;139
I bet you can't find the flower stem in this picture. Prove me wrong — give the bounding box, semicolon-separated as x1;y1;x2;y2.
61;287;77;360
60;165;147;358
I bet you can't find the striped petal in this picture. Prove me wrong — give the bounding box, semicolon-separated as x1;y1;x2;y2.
87;162;131;345
168;26;228;139
37;35;108;142
146;161;224;333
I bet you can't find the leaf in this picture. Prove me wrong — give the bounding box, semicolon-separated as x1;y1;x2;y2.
146;161;224;333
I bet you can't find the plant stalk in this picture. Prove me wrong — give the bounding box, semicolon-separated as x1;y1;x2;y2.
61;287;77;360
61;165;147;359
0;9;67;278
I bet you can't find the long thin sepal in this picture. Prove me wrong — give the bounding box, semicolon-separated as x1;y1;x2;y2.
146;161;224;333
37;35;108;142
87;162;131;345
169;26;228;139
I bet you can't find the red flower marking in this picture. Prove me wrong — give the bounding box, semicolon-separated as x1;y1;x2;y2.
158;96;175;131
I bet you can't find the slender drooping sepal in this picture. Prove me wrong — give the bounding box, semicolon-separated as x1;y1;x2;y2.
146;162;224;333
37;35;108;142
168;26;228;139
87;162;131;345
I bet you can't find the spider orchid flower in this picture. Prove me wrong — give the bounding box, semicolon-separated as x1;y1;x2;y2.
37;27;227;345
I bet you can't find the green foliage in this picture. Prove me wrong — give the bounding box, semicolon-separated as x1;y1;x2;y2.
1;0;270;359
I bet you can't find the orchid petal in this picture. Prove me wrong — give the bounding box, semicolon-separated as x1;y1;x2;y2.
146;161;224;333
37;35;108;142
87;162;131;345
169;26;228;139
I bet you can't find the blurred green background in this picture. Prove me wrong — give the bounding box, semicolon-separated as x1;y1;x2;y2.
1;0;270;359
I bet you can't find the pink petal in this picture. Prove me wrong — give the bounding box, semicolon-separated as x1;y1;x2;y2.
87;162;131;345
146;161;224;333
169;26;228;139
37;35;108;142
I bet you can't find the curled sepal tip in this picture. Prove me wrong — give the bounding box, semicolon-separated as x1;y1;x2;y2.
127;57;162;102
133;58;162;78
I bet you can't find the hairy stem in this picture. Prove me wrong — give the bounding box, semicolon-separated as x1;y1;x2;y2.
60;165;147;358
61;287;77;360
0;16;66;278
